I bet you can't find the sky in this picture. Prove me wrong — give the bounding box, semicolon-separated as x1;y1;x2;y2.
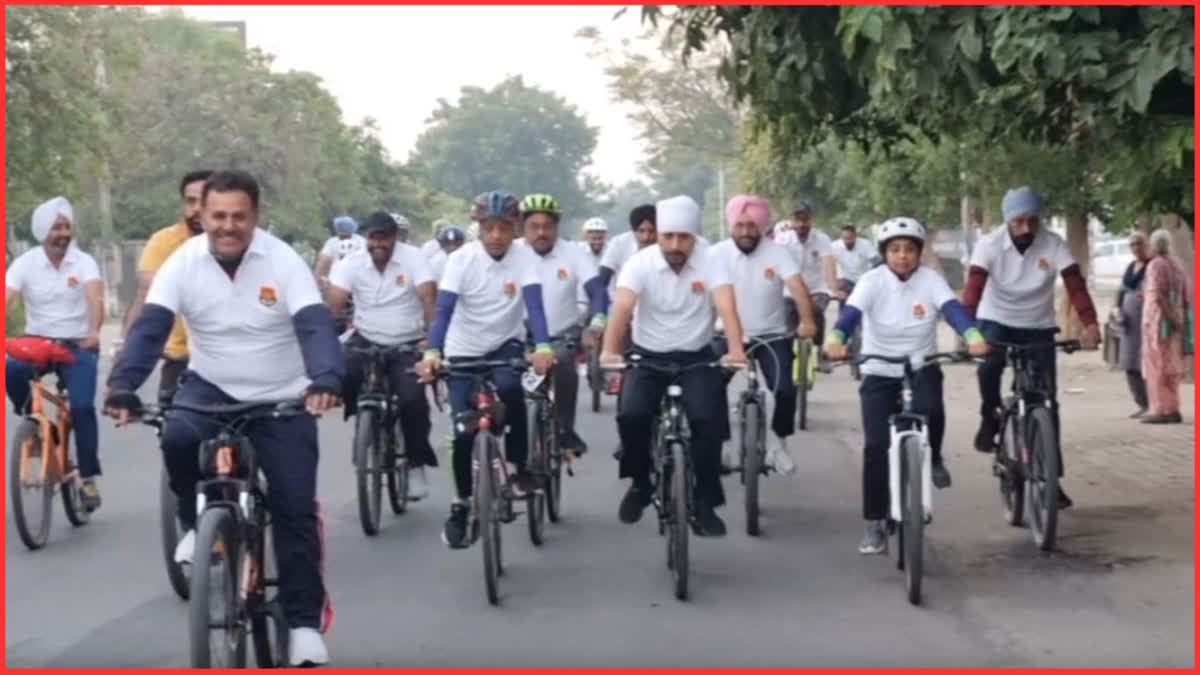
172;5;652;187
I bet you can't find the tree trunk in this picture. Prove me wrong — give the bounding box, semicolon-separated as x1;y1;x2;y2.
1056;212;1090;339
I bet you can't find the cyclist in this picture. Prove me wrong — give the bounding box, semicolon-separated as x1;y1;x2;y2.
775;201;839;371
416;190;554;549
823;217;990;554
598;204;657;286
104;170;342;666
519;193;609;457
120;170;213;404
600;195;749;537
962;186;1100;509
710;195;818;476
421;218;452;259
429;225;466;282
315;215;365;281
328;211;438;500
5;196;105;511
831;224;873;302
579;216;609;263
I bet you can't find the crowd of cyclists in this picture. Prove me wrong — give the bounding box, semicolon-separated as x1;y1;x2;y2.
5;168;1103;666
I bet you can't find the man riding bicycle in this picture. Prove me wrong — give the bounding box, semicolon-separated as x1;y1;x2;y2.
328;211;439;500
830;224;873;303
710;195;818;476
429;225;466;282
600;195;749;538
775;201;840;371
518;193;610;457
6;196;106;511
962;186;1101;509
104;170;343;667
579;216;609;264
416;190;554;550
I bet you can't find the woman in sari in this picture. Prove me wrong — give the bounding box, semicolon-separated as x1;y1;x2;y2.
1114;232;1150;417
1140;229;1191;424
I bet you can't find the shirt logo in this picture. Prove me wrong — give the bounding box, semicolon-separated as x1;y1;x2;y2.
764;266;777;280
1037;256;1051;270
556;267;569;281
503;281;517;297
912;303;926;319
259;285;279;307
66;276;79;288
691;280;706;294
395;273;407;286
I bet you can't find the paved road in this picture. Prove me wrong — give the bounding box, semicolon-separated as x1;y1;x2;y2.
5;352;1193;667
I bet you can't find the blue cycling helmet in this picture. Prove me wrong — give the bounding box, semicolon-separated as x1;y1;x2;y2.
438;226;465;245
332;215;358;235
471;191;520;223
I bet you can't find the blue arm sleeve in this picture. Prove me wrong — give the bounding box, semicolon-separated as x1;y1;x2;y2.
428;290;458;352
521;284;551;345
107;304;175;392
598;266;615;283
292;304;345;394
939;299;975;335
583;275;610;316
830;304;863;344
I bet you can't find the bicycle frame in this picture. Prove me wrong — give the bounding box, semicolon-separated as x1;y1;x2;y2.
23;376;74;486
887;380;932;524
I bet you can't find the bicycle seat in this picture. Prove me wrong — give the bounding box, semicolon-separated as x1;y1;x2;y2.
6;336;76;370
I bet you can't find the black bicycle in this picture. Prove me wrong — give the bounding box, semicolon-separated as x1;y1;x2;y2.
523;336;579;540
604;354;731;601
585;340;606;412
731;333;790;537
348;342;419;537
139;399;308;668
138;410;190;601
989;338;1080;551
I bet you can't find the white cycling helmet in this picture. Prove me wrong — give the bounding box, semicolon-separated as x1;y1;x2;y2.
335;237;359;258
876;217;926;252
582;217;608;233
389;213;410;229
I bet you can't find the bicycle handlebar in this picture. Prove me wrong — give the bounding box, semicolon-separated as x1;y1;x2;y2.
137;398;310;426
599;353;739;375
836;351;972;369
346;343;421;358
991;339;1081;356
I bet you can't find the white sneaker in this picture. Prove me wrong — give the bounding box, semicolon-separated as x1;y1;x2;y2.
406;467;429;501
721;442;740;471
768;436;796;476
288;627;329;667
174;529;195;565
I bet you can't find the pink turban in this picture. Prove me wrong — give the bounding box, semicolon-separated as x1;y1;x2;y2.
725;194;771;232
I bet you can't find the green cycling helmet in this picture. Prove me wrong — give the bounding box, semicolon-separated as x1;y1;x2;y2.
520;193;561;220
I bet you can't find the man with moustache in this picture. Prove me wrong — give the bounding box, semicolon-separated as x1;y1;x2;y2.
105;170;343;667
6;197;106;511
328;211;439;499
120;170;212;402
775;200;839;370
600;195;748;537
710;195;818;476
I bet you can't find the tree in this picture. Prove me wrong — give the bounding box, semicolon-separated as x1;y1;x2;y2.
407;76;602;217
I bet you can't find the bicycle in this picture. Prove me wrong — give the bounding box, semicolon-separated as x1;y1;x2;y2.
8;349;91;551
791;336;818;430
731;333;790;537
347;342;419;537
429;357;531;606
603;354;732;601
989;338;1080;551
836;351;968;606
585;340;605;412
137;398;308;668
522;336;579;541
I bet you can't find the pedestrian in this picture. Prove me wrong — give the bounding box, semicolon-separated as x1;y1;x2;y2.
1113;232;1150;417
1139;228;1192;424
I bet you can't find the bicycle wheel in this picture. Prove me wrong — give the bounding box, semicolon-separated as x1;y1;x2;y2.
249;527;283;668
997;409;1025;527
475;433;501;605
189;507;247;668
385;417;408;515
1025;407;1060;551
160;466;190;600
901;436;924;605
669;440;690;601
9;419;53;550
741;400;763;537
354;410;383;536
546;423;564;524
61;437;90;527
589;351;602;412
796;341;810;431
526;401;547;546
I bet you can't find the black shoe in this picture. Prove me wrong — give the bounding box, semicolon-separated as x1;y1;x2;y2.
562;431;588;457
973;415;1000;453
931;462;952;489
690;504;727;538
1057;487;1073;510
441;503;471;549
618;483;653;524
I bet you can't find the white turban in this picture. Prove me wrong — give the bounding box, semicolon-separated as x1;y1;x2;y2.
655;195;701;236
31;197;74;243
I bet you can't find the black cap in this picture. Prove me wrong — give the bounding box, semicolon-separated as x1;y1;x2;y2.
792;200;812;215
363;211;398;234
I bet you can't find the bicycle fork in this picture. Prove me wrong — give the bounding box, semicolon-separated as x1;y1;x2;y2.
887;428;933;524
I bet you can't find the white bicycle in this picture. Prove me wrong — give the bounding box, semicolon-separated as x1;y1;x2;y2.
845;351;968;605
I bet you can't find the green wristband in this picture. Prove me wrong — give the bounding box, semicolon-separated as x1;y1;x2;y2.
963;327;985;346
535;343;553;355
423;348;441;360
825;330;846;347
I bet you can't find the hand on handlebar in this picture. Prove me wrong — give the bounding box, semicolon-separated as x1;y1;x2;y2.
721;345;749;368
795;321;816;340
102;389;144;425
599;350;624;368
823;342;849;362
529;350;555;376
417;354;442;383
304;388;341;416
966;341;991;358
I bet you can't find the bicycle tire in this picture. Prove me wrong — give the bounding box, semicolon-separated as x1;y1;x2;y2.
998;409;1025;527
796;341;810;431
189;507;247;668
61;436;89;527
354;410;384;537
1026;407;1060;551
160;466;190;600
10;419;53;550
385;417;408;515
249;526;282;668
475;433;500;605
547;425;563;524
849;329;863;381
901;436;925;605
589;353;602;412
741;400;763;537
669;440;690;601
526;401;547;546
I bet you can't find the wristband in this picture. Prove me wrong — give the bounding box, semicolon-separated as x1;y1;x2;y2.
589;314;607;329
825;330;846;347
535;343;553;355
423;348;441;360
963;327;985;346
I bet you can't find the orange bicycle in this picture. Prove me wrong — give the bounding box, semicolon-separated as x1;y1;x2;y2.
8;339;91;550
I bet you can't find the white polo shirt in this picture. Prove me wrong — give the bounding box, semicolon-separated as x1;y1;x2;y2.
616;245;731;353
523;238;600;336
600;231;638;273
429;249;449;281
776;228;833;295
846;265;958;379
970;228;1074;328
5;243;101;339
709;238;799;338
329;245;434;346
439;241;540;357
146;229;322;401
830;239;873;282
320;234;366;262
420;239;441;260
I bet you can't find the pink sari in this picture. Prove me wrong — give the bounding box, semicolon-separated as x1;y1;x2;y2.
1141;255;1190;415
